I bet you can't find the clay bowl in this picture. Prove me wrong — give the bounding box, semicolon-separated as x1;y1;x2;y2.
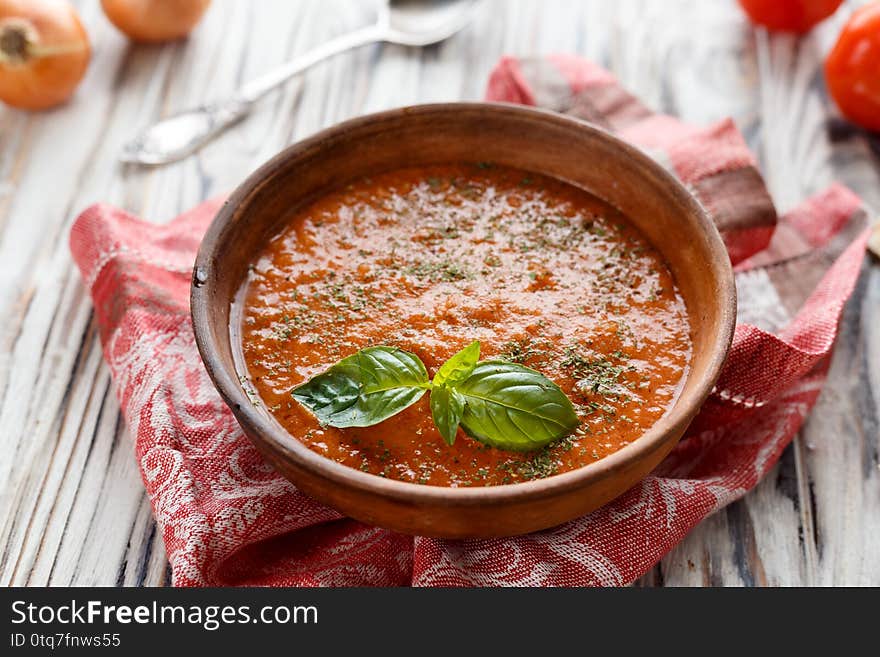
191;102;735;538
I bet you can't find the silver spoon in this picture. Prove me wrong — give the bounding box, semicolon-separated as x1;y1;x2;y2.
119;0;478;166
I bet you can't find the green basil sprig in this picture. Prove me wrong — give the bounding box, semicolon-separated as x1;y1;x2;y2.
291;346;430;428
291;341;579;451
430;340;480;445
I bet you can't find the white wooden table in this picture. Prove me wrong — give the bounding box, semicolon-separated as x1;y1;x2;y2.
1;0;878;587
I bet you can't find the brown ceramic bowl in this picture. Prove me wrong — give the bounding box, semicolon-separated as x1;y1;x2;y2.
191;102;735;538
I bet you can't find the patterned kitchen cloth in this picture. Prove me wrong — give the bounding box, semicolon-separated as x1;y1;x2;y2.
69;55;870;586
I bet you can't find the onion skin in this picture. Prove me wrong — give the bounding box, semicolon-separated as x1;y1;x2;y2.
0;0;90;110
101;0;212;43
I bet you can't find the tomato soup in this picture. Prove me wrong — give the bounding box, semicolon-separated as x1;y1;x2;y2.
240;163;691;487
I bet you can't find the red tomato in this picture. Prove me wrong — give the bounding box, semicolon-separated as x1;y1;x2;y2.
825;2;880;132
738;0;844;33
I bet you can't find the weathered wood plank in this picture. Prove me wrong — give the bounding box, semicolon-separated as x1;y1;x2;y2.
0;0;877;587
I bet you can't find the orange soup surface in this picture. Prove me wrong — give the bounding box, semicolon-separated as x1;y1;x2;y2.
240;164;691;487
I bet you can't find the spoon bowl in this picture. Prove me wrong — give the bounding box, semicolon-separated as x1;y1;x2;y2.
385;0;478;46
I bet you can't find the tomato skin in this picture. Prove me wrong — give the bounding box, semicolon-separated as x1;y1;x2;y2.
825;3;880;132
738;0;844;33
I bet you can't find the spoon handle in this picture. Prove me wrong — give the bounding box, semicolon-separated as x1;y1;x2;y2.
121;25;384;165
240;24;383;103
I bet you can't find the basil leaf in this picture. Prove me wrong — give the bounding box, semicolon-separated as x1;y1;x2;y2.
454;360;579;451
430;385;466;446
292;346;429;427
432;340;480;388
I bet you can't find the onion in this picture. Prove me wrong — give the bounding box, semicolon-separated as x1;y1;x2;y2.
101;0;211;43
0;0;90;110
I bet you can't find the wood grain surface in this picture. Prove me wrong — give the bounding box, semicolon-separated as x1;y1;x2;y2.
0;0;877;586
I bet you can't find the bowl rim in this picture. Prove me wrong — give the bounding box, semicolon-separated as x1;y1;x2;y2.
191;101;736;507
